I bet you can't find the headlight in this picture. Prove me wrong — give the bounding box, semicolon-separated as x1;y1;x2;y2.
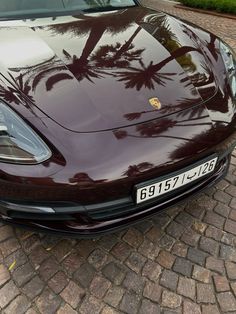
0;102;51;164
220;41;236;98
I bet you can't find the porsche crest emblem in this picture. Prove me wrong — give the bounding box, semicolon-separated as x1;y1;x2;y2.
149;97;162;110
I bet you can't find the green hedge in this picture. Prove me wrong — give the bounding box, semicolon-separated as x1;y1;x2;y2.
179;0;236;14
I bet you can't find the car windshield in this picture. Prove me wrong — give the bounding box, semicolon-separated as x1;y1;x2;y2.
0;0;137;18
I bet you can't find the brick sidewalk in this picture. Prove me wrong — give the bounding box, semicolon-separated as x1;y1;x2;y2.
0;1;236;313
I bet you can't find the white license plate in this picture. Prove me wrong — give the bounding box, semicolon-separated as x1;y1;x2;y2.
136;157;218;204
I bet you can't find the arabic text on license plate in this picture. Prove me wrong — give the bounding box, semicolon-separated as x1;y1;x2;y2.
136;157;218;204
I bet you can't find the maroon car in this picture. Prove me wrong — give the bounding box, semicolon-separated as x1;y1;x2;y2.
0;0;235;237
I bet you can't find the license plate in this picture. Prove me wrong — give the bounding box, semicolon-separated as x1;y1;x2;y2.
136;157;218;204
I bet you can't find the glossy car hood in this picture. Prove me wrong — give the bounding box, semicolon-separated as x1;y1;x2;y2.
0;7;218;132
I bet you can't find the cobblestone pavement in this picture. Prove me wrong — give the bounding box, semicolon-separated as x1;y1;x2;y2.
0;1;236;313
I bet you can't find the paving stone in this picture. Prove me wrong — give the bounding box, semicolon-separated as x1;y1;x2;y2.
57;304;77;314
185;201;205;219
119;292;140;313
79;295;103;314
138;239;160;260
88;249;108;270
74;263;96;288
104;286;124;307
12;262;34;287
39;257;60;281
25;308;38;314
206;256;225;275
231;282;236;297
123;228;143;248
221;232;236;246
28;246;49;268
48;271;69;294
154;212;172;228
61;251;83;276
203;211;225;229
0;264;10;287
181;229;200;247
76;240;97;258
213;275;230;292
229;209;236;221
102;306;119;314
214;190;232;205
0;280;19;308
135;220;153;234
98;235;119;252
111;242;132;261
197;195;217;211
143;281;162;302
90;275;111;299
142;260;162;281
161;290;182;309
192;265;211;283
225;185;236;197
145;226;163;243
166;221;185;239
225;261;236;280
0;238;20;258
158;234;175;251
102;262;125;285
196;283;215;303
230;198;236;209
101;305;119;314
60;281;85;309
125;252;146;273
175;211;195;227
171;241;188;257
225;219;236;236
220;244;236;262
187;247;208;266
4;295;30;314
173;257;193;277
199;236;219;256
205;226;223;241
214;202;231;218
217;291;236;312
167;206;182;219
36;288;61;314
21;235;40;254
156;250;176;269
192;221;207;234
140;299;160;314
123;271;145;294
22;276;44;300
201;304;220;314
0;225;14;242
177;277;196;300
51;239;75;262
160;269;178;291
4;249;28;271
183;300;201;314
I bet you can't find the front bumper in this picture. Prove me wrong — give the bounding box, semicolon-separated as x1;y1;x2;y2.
0;151;232;238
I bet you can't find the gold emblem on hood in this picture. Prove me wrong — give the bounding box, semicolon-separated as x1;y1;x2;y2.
149;97;162;110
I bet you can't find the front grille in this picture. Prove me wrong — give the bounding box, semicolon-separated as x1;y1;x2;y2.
85;156;229;221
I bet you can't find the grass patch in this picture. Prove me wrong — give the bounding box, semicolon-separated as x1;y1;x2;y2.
179;0;236;15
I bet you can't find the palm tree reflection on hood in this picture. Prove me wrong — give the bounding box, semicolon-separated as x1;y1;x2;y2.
62;49;106;83
90;26;144;69
49;8;140;82
115;61;175;90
